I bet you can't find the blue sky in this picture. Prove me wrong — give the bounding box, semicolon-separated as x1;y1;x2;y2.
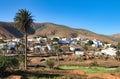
0;0;120;35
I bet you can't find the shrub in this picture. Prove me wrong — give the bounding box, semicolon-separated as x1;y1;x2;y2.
89;61;99;67
18;54;25;69
18;54;25;62
116;51;120;56
79;55;87;61
52;38;59;42
116;51;120;61
87;40;93;45
0;55;19;76
8;57;19;69
115;67;120;72
45;60;55;69
0;55;7;75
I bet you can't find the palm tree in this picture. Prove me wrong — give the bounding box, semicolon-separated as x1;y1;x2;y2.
14;9;34;69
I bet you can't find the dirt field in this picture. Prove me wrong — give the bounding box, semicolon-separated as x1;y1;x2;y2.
6;55;120;79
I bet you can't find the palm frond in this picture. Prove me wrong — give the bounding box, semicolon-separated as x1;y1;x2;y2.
14;9;34;33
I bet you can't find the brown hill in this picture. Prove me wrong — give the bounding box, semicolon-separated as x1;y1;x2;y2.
31;23;117;44
0;26;14;39
0;22;23;39
0;22;117;44
110;34;120;42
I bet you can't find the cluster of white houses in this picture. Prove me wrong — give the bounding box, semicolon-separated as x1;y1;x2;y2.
0;36;117;56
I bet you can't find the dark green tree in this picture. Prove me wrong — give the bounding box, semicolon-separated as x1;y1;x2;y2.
87;40;93;45
52;38;59;42
45;60;55;69
117;42;120;50
116;51;120;61
14;9;34;69
82;44;88;51
0;55;19;76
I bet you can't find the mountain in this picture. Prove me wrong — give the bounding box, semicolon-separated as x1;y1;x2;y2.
0;22;23;39
110;34;120;42
0;22;117;44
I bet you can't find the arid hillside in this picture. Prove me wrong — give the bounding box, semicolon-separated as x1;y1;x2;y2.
0;22;117;44
110;34;120;42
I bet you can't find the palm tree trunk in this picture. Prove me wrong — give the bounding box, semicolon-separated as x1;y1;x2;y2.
25;31;27;70
56;52;60;64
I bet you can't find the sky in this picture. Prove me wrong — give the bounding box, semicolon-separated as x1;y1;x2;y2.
0;0;120;35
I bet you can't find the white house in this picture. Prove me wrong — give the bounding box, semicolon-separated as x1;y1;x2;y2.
92;39;103;48
70;38;77;44
101;47;116;55
69;46;76;52
58;38;73;44
37;37;47;42
0;44;4;49
75;50;84;55
47;44;54;51
7;49;12;54
12;38;20;42
28;38;35;42
104;44;111;48
34;45;41;49
80;38;89;44
34;45;46;51
8;42;16;49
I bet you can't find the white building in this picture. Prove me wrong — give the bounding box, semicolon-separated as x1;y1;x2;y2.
37;37;47;42
8;42;16;49
75;50;84;55
101;47;116;55
47;44;54;51
69;46;76;52
0;44;4;49
92;39;103;48
58;38;74;44
12;38;20;42
34;45;46;51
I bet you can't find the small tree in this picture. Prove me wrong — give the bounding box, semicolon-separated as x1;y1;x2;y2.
0;55;19;76
0;39;4;43
2;45;8;56
35;48;40;54
0;55;8;75
18;54;25;69
87;40;93;45
116;51;120;61
52;38;59;42
8;57;19;70
117;42;120;50
89;61;99;67
82;44;88;51
45;60;55;69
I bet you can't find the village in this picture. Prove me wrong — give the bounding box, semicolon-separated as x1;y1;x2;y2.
0;36;119;60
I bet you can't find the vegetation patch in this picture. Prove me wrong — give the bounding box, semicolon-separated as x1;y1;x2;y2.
58;65;118;74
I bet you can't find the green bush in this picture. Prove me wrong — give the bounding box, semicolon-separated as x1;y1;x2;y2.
115;67;120;72
9;57;19;69
89;61;99;67
45;60;55;69
18;54;25;62
0;55;19;76
0;55;7;74
52;38;59;42
116;51;120;56
87;40;93;45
